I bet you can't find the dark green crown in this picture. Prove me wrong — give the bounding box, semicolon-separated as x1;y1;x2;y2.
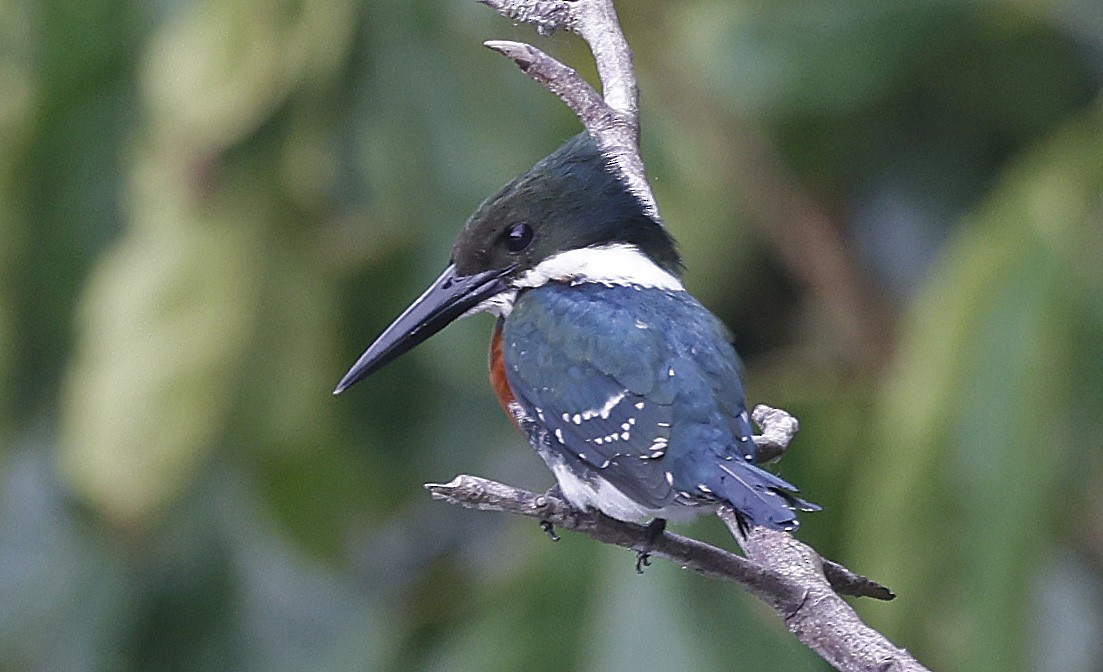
451;133;682;278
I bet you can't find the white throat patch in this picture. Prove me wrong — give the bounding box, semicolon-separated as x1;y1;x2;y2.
462;288;519;319
514;243;684;291
460;244;682;320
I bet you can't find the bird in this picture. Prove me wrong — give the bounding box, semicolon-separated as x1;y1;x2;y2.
334;132;817;536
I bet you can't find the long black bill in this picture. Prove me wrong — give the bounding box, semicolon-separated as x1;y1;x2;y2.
333;264;513;395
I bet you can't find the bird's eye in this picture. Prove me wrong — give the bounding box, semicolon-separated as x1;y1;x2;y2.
504;222;533;253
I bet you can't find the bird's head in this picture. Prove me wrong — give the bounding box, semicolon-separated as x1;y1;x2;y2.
334;132;681;394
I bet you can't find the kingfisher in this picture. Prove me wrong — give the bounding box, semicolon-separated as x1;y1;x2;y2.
335;133;817;535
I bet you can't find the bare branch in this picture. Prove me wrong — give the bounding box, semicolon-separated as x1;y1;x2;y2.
477;0;636;118
822;558;896;602
483;41;614;131
478;0;658;221
721;511;922;672
751;403;801;463
423;397;915;670
477;0;575;35
566;0;638;121
426;475;925;672
426;474;893;601
427;474;803;603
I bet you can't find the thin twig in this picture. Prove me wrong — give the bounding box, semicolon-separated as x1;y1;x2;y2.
483;41;615;134
426;474;895;605
751;403;801;463
478;0;659;221
425;475;928;672
426;475;804;602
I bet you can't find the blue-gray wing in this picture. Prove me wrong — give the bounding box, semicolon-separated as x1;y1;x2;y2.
502;284;677;507
502;282;815;529
501;284;743;503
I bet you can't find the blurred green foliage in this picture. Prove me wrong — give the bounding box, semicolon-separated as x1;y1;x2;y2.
1;0;1101;670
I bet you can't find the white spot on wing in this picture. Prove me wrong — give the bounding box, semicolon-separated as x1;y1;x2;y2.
572;390;629;424
598;391;627;420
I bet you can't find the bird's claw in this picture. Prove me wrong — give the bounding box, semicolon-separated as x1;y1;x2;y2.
633;518;666;574
539;520;561;542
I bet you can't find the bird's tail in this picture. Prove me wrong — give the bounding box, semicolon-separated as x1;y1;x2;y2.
712;460;819;532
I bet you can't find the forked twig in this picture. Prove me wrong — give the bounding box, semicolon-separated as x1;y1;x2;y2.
478;0;658;221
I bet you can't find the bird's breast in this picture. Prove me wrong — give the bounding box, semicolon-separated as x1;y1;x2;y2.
489;319;522;429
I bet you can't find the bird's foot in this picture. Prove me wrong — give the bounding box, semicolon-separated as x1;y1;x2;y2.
537;484;565;542
634;518;667;574
539;519;561;542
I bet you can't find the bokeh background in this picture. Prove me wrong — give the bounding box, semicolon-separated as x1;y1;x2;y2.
2;0;1102;670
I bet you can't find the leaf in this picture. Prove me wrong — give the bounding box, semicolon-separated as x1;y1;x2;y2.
59;146;265;525
141;0;357;153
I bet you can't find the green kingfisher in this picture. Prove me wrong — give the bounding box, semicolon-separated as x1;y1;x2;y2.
335;133;817;531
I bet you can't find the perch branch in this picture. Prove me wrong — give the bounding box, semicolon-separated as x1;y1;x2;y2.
426;473;894;604
426;475;924;672
478;0;658;221
426;402;920;670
